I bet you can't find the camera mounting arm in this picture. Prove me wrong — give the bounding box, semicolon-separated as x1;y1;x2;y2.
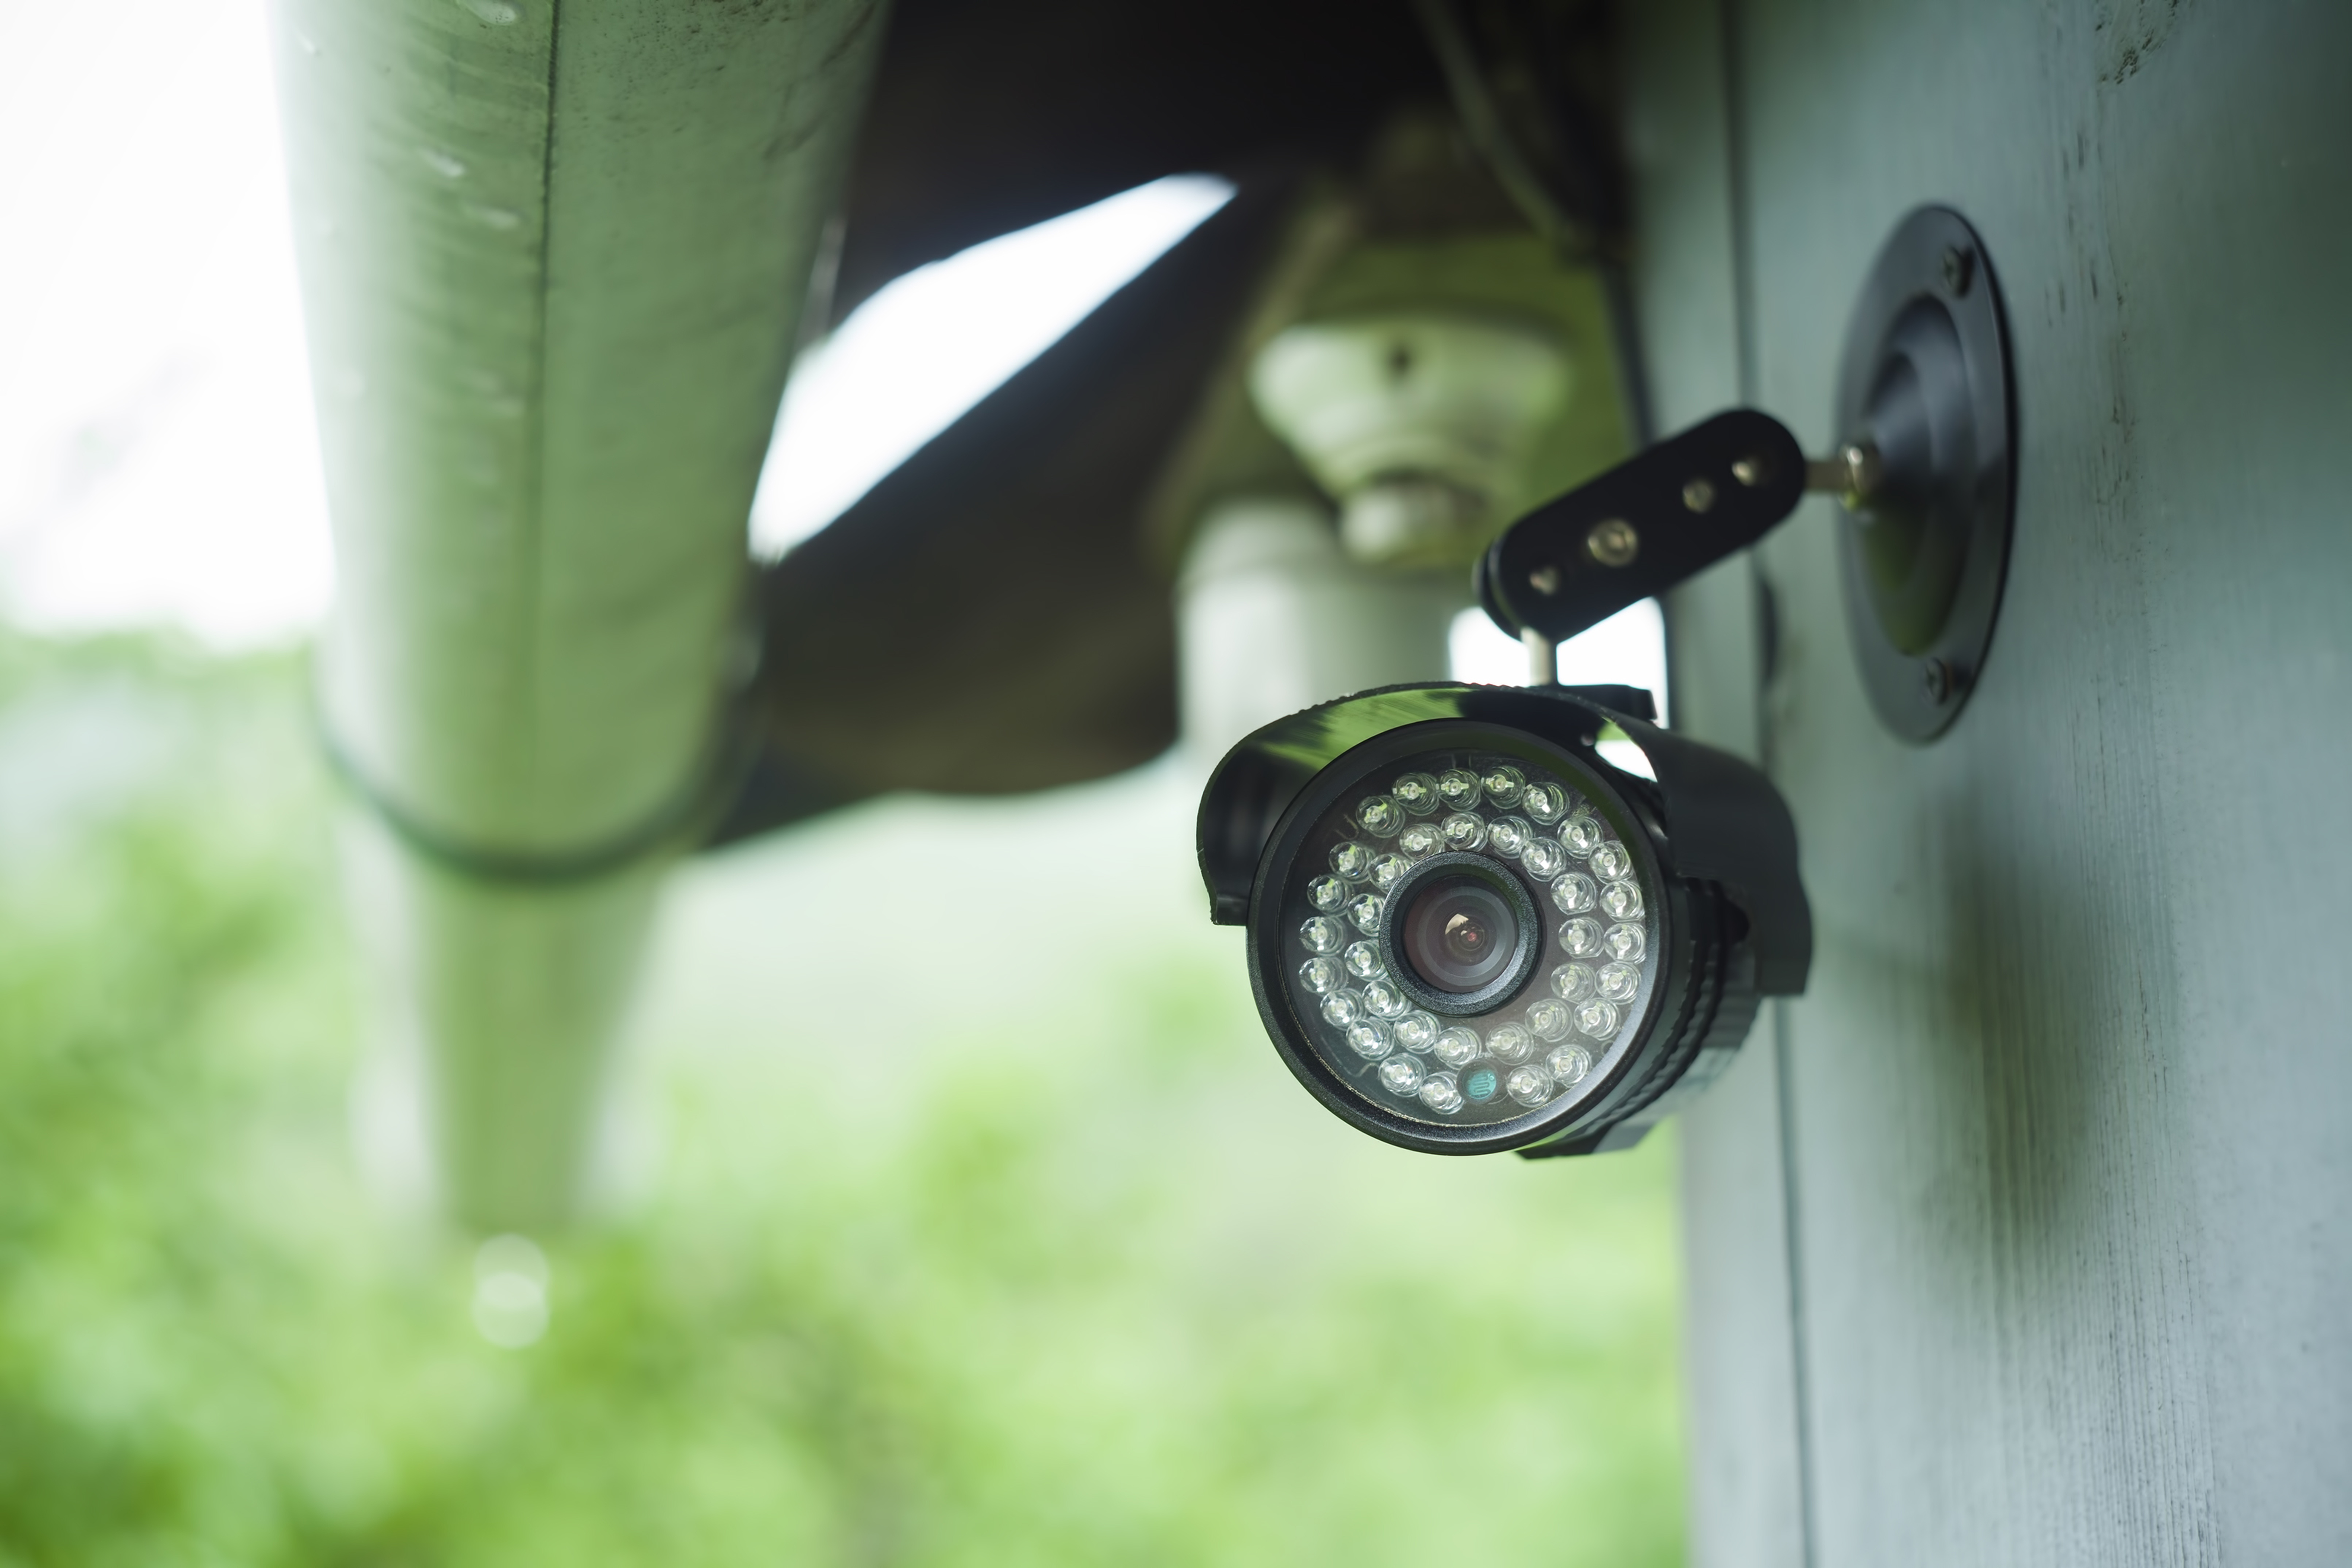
1475;408;1868;651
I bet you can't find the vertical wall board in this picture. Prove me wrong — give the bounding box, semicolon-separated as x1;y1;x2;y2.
1627;0;1766;766
1699;0;2352;1562
2109;27;2352;1555
1622;5;1807;1567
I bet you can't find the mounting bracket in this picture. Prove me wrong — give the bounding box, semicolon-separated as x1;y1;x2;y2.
1474;207;2015;743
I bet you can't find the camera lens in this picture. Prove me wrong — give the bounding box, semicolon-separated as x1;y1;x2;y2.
1400;876;1519;994
1372;848;1544;1021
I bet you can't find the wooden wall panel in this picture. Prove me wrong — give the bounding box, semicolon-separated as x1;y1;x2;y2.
1623;4;1807;1566
1633;1;2352;1561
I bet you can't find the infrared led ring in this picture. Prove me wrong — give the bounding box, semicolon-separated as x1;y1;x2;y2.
1270;731;1659;1141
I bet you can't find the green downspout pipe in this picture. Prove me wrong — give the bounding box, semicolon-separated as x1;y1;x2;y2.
272;0;887;1227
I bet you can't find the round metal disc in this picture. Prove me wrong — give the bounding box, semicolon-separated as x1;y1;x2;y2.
1833;207;2015;742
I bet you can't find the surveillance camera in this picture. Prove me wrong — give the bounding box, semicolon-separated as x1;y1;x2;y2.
1197;683;1808;1157
1185;215;2022;1156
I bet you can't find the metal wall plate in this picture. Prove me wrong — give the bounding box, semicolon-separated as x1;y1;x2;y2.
1834;207;2015;742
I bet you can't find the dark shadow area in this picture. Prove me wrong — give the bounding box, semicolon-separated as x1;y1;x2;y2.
710;175;1301;845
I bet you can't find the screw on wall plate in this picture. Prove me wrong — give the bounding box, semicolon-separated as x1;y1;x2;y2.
1529;564;1561;595
1731;451;1773;487
1586;518;1640;567
1941;245;1974;296
1921;656;1955;703
1682;477;1717;513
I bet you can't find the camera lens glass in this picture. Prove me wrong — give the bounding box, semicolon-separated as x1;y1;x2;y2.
1278;744;1659;1129
1400;878;1518;993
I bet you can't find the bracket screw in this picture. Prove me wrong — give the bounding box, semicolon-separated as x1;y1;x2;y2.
1529;564;1561;596
1805;442;1883;513
1942;245;1974;296
1921;656;1955;703
1682;477;1717;513
1586;519;1640;567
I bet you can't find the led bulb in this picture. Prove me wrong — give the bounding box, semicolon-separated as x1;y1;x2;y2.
1521;782;1567;823
1563;814;1606;857
1347;893;1385;934
1398;821;1444;858
1601;880;1644;921
1369;853;1412;890
1603;922;1646;961
1486;815;1535;857
1299;956;1340;994
1347;1019;1394;1058
1550;872;1598;914
1522;838;1568;879
1545;1044;1592;1086
1440;812;1487;851
1432;1026;1483;1068
1598;961;1641;1003
1487;1022;1534;1064
1300;916;1345;954
1379;1055;1425;1096
1479;765;1527;808
1418;1073;1465;1114
1362;979;1411;1020
1558;917;1605;958
1392;773;1441;815
1358;796;1405;838
1342;940;1384;980
1321;989;1365;1026
1506;1065;1554;1107
1591;841;1633;881
1526;998;1573;1041
1551;962;1597;1002
1308;875;1349;912
1394;1011;1440;1051
1436;768;1483;810
1331;841;1374;879
1574;997;1621;1038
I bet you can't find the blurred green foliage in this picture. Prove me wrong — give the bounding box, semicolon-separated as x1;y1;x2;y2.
0;631;1684;1565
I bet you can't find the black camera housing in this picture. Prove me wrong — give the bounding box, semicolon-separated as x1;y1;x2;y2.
1197;683;1810;1157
